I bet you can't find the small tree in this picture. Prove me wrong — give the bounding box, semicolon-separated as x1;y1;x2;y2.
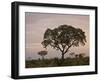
79;53;85;59
38;50;47;60
75;54;79;58
42;24;86;61
69;52;75;58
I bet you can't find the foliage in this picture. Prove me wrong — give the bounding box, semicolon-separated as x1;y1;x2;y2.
38;50;47;60
42;25;86;60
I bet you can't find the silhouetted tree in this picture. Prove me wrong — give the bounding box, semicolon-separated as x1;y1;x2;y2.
69;52;75;58
79;53;85;59
42;24;86;61
28;57;32;60
38;50;47;60
75;54;79;58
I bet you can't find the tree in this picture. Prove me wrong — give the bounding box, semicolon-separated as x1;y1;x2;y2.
69;52;75;58
42;24;86;61
79;53;85;59
38;50;47;60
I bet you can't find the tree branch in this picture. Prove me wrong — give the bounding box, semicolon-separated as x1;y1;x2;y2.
64;40;75;54
64;45;71;54
57;44;63;52
61;44;65;51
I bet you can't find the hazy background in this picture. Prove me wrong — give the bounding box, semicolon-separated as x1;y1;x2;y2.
25;12;89;60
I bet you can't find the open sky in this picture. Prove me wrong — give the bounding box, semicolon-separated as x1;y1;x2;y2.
25;12;89;60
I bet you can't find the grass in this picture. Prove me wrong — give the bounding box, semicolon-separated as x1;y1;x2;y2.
25;56;89;68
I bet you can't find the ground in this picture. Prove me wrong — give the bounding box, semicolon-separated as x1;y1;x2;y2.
25;57;89;68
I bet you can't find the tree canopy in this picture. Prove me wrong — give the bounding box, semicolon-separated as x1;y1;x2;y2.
42;24;86;60
38;50;47;60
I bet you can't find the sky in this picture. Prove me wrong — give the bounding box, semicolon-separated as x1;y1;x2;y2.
25;12;89;60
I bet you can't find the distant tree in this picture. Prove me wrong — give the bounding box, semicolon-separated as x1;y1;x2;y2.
38;50;47;60
69;52;75;58
42;24;86;61
75;54;79;58
28;57;32;60
79;53;85;59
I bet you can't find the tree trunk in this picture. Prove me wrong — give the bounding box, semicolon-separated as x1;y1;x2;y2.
42;56;44;60
61;53;65;61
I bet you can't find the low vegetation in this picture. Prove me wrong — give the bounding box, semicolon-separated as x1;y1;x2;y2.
26;55;89;68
